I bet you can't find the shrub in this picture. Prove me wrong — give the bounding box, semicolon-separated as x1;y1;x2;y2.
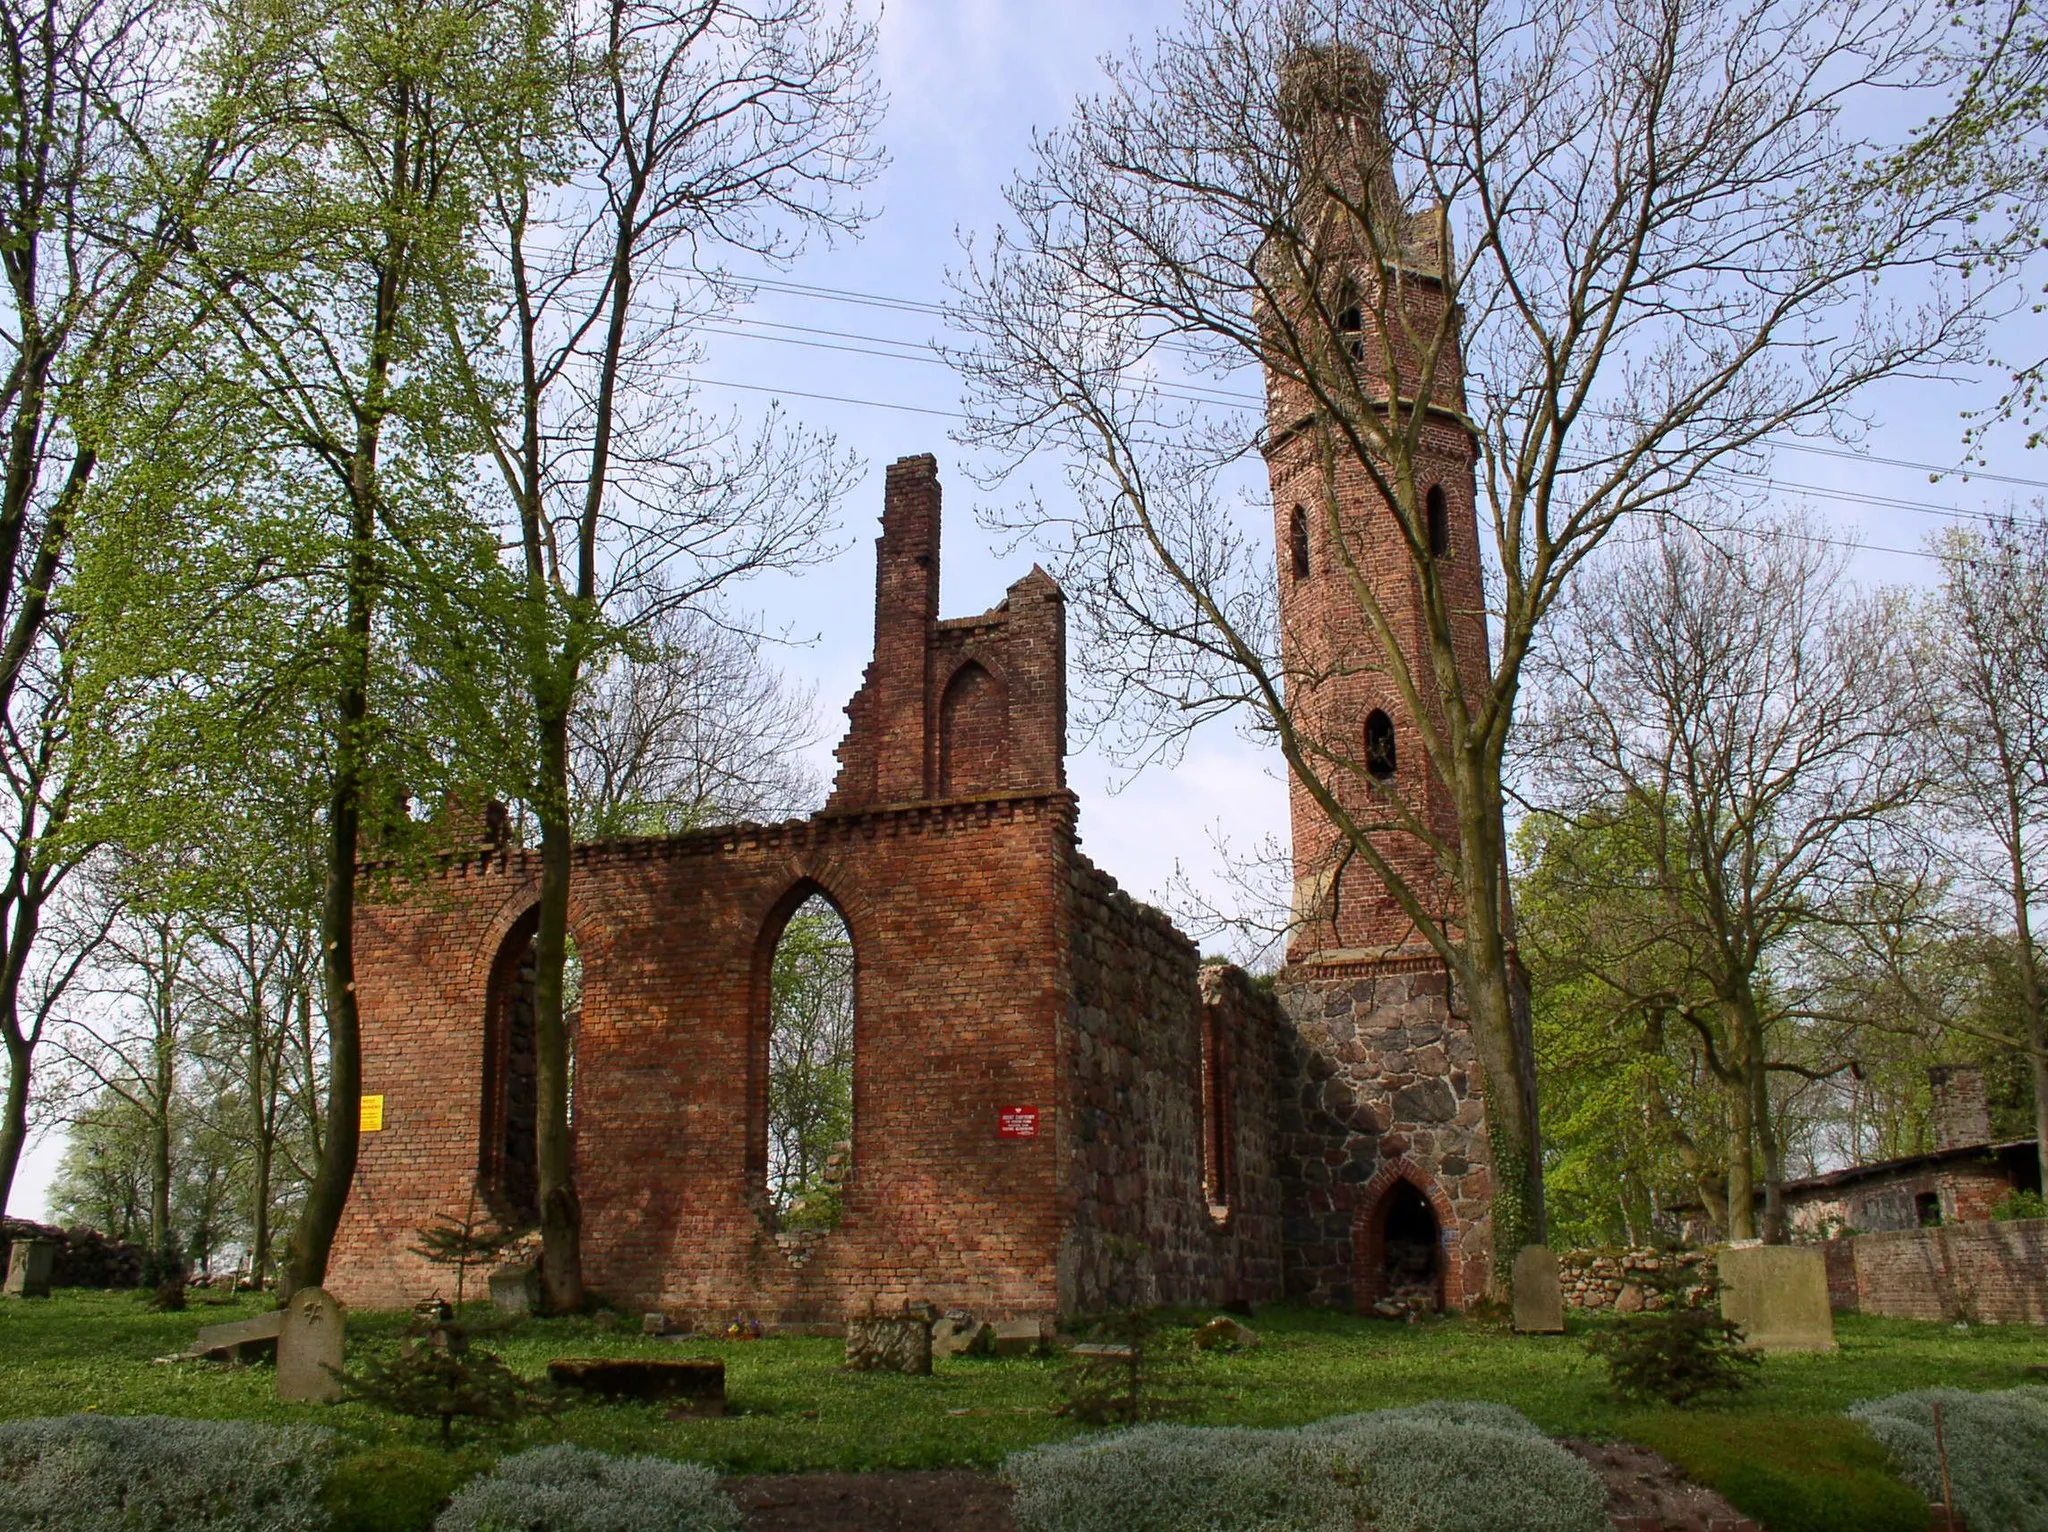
1586;1255;1758;1406
0;1414;333;1532
333;1320;553;1445
1850;1386;2048;1532
1991;1188;2047;1222
1006;1403;1608;1532
434;1445;740;1532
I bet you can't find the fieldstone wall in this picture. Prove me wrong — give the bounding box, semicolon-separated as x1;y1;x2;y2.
1058;857;1285;1311
1274;964;1493;1310
1558;1246;1715;1312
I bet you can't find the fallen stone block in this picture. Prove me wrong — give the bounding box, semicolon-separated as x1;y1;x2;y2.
1193;1315;1259;1351
846;1314;933;1374
187;1310;284;1364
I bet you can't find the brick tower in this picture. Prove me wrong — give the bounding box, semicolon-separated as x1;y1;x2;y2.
1264;50;1498;1311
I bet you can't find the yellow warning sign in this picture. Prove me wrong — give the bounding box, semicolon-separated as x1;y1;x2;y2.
359;1094;385;1132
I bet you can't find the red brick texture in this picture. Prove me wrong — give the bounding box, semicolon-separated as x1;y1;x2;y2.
1824;1219;2048;1325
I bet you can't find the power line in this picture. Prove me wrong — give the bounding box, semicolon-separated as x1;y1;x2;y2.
691;319;2013;529
729;272;2048;495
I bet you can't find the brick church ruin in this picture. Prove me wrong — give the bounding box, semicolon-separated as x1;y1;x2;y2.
328;59;1500;1323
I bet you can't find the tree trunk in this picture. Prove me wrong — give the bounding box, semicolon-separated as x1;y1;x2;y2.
283;536;371;1301
1725;1012;1757;1241
0;1025;28;1217
1752;1057;1787;1244
151;1043;175;1275
1454;774;1544;1286
533;704;583;1313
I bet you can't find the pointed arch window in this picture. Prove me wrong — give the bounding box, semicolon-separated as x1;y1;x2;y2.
1426;484;1450;559
1365;709;1397;780
763;890;855;1229
1289;504;1311;580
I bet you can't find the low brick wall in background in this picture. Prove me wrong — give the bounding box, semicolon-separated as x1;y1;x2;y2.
1824;1219;2048;1325
1559;1247;1715;1311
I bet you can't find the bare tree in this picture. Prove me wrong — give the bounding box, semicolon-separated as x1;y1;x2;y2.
951;0;1987;1271
1919;517;2048;1194
440;0;882;1310
1517;519;1927;1240
570;605;822;836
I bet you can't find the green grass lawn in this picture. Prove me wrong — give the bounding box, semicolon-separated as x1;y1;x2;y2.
4;1290;2041;1528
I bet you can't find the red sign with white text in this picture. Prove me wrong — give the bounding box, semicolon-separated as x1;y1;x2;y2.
998;1105;1040;1139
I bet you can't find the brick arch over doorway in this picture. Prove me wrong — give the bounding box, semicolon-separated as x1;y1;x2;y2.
1353;1160;1463;1310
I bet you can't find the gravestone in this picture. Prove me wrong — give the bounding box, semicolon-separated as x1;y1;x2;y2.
845;1314;933;1374
1511;1245;1565;1333
1718;1244;1835;1352
188;1310;283;1363
3;1238;55;1298
932;1312;992;1358
487;1261;540;1316
989;1318;1045;1357
277;1286;346;1402
642;1311;669;1336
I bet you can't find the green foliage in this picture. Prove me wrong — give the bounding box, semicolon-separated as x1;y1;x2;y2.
1008;1403;1608;1532
0;1414;334;1531
325;1444;486;1532
409;1193;528;1308
1054;1310;1202;1427
1992;1188;2048;1221
434;1444;740;1532
1623;1413;1931;1532
1585;1257;1759;1407
332;1321;554;1446
1850;1386;2048;1532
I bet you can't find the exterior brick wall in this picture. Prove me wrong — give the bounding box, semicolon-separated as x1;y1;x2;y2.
1824;1219;2048;1325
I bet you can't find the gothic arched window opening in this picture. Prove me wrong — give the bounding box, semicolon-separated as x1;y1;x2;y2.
766;891;856;1229
1335;280;1364;360
1365;709;1397;779
1289;504;1311;580
1426;484;1450;558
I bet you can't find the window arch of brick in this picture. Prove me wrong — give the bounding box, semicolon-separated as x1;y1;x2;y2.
1353;1162;1460;1311
1365;709;1397;779
1289;504;1311;580
749;878;859;1228
939;659;1009;797
480;908;590;1229
480;908;543;1225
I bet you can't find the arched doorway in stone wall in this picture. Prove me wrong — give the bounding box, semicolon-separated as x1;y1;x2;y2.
1354;1166;1456;1315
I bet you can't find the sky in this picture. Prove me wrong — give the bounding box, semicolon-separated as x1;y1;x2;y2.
11;0;2046;1220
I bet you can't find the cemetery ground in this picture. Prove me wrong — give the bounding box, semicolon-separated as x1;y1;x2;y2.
4;1291;2045;1531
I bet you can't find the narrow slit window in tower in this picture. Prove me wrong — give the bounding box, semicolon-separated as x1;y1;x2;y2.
1289;504;1311;580
1426;484;1450;558
1365;709;1397;779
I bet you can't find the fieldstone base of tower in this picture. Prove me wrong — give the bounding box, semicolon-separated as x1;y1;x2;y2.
1275;964;1495;1311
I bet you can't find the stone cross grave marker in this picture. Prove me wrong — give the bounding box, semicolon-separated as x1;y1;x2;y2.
1512;1245;1566;1333
277;1286;346;1402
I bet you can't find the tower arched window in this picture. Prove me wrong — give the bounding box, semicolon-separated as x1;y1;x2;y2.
1335;280;1364;360
1365;709;1397;779
1426;484;1450;559
1289;504;1311;580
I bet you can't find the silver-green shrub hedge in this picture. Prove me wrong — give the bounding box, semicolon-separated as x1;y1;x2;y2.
0;1413;334;1531
1850;1385;2048;1532
1007;1402;1608;1532
434;1444;740;1532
